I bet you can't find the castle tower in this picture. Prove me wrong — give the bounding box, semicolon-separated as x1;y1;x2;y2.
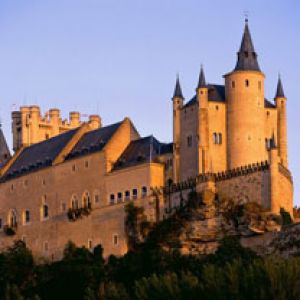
275;75;288;167
172;75;184;183
196;66;210;173
225;19;266;169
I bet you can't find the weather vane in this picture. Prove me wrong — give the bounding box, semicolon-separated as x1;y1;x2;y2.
244;10;249;22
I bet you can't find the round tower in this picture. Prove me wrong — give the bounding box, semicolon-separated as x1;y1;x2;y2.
225;20;266;169
172;75;184;183
196;66;209;173
274;75;288;168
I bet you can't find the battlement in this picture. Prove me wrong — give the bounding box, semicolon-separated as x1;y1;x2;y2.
12;106;102;151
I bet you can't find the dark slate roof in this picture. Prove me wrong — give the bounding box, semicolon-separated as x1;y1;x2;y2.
184;84;225;108
1;128;79;181
0;127;11;168
173;76;184;99
65;121;122;160
275;76;285;98
197;66;207;88
265;98;276;109
113;136;172;171
234;20;261;72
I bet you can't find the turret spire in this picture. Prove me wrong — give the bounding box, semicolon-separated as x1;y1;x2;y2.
234;19;261;72
275;74;285;98
197;65;207;88
173;75;184;99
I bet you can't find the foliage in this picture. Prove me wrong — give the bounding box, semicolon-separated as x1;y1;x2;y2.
280;208;293;226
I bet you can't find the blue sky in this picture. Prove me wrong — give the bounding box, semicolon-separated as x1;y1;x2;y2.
0;0;299;204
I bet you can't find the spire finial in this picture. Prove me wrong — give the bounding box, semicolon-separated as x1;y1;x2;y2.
172;74;184;99
234;18;261;72
244;10;249;23
197;64;207;88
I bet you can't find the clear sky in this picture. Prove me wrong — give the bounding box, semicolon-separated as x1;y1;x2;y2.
0;0;299;204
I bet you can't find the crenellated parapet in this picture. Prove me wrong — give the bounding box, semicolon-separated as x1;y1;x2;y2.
12;106;102;151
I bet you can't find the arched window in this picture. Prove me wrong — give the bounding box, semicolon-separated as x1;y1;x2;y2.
42;205;49;219
8;210;17;228
245;79;249;87
110;194;115;205
82;192;91;209
125;191;130;201
71;195;79;210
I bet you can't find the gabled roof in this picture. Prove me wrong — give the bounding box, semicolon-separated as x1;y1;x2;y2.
113;136;172;171
1;121;123;182
1;128;79;181
184;84;225;108
234;20;261;72
0;127;11;168
65;121;122;160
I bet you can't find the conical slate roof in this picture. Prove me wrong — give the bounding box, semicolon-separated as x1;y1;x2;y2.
234;19;261;72
197;65;207;88
0;126;11;168
173;76;184;99
275;76;285;98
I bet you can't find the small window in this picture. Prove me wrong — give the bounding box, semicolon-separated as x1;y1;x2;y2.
10;184;14;192
141;186;147;198
110;194;115;205
72;165;76;172
213;133;218;144
215;105;219;111
117;192;123;203
187;135;192;147
0;218;2;229
85;161;89;168
132;189;138;200
24;210;30;224
258;81;262;90
43;205;49;219
45;134;49;140
125;191;130;201
113;234;119;246
232;81;235;88
88;239;93;250
266;111;270;117
42;179;46;186
218;133;222;145
71;196;79;209
245;79;249;87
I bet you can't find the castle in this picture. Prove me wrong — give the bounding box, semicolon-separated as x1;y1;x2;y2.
0;20;293;259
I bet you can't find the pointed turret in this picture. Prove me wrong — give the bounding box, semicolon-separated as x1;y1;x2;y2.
275;75;285;98
172;75;184;100
197;65;207;88
234;19;261;72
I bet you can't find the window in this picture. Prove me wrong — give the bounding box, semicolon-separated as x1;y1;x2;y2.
8;210;17;228
88;239;93;250
245;79;249;87
113;234;119;246
117;192;123;203
110;194;115;205
23;210;30;224
213;133;222;145
10;184;14;192
258;81;262;90
71;195;79;209
232;81;235;88
45;134;49;140
187;135;192;147
42;179;46;186
0;218;2;229
42;205;49;219
82;192;91;209
125;191;130;201
215;105;219;111
132;189;138;200
85;161;89;168
141;186;147;198
72;164;76;172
